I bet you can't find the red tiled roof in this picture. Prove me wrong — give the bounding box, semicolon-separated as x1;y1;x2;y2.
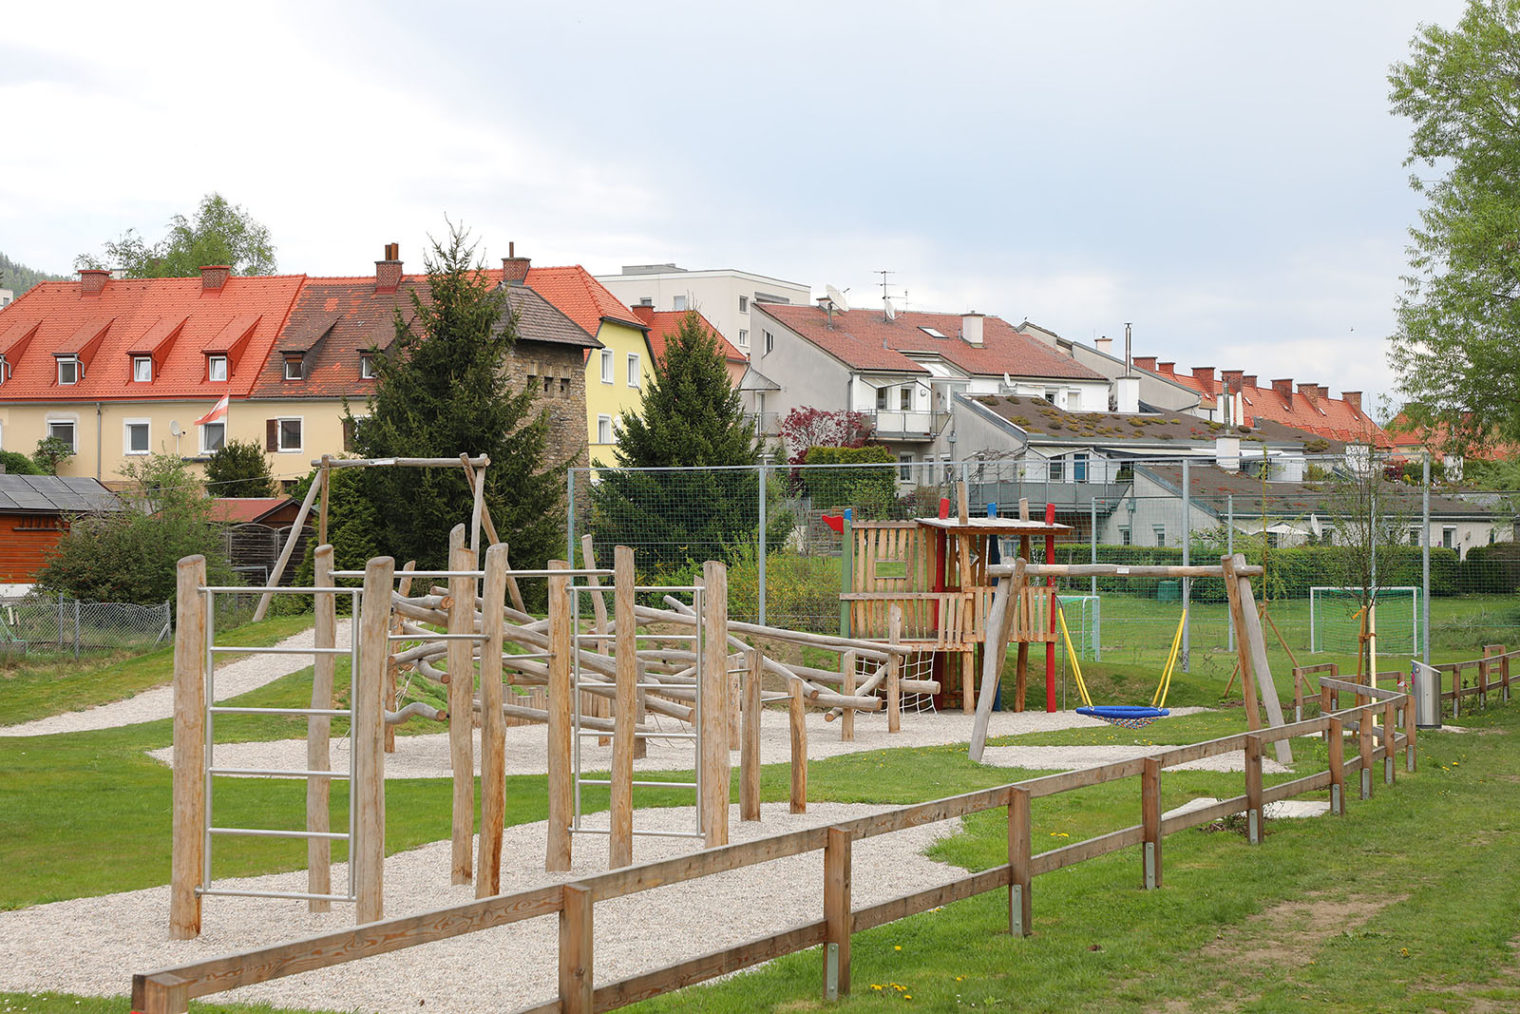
205;497;297;523
250;277;420;399
755;304;1104;381
526;266;647;337
1134;361;1391;447
629;305;747;365
0;274;304;401
1387;413;1520;462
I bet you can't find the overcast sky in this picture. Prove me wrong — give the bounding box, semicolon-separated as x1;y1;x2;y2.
1;1;1468;413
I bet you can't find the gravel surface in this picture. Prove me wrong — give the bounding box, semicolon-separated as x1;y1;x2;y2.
0;624;348;738
0;802;960;1011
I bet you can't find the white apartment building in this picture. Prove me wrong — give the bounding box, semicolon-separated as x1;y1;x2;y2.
594;264;811;355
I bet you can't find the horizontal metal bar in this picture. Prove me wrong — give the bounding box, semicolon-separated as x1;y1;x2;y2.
389;632;484;641
635;585;701;593
570;827;705;839
198;888;356;903
209;706;349;718
639;634;698;642
209;767;352;780
636;731;696;740
332;570;482;579
203;586;360;595
210;646;351;656
503;652;552;661
209;827;349;841
576;778;698;789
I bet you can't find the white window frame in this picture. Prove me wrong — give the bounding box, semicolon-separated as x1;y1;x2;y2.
597;414;613;444
898;453;913;481
201;421;226;454
737;329;749;349
360;352;377;379
47;418;78;452
57;355;80;385
132;356;153;383
673;294;687;311
600;349;614;384
1442;526;1457;550
284;356;303;381
0;354;8;385
764;330;775;355
1119;526;1132;546
1153;525;1167;548
123;419;151;456
738;295;749;313
276;417;303;453
627;352;640;388
208;355;228;382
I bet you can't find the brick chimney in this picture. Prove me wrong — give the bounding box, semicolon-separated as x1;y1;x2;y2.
1316;384;1330;401
1192;366;1216;392
1221;369;1245;392
630;304;655;327
1094;336;1113;356
1271;378;1294;400
1158;361;1176;378
961;312;985;347
1343;391;1363;413
1132;356;1157;372
501;241;531;285
375;243;402;292
1242;374;1258;389
200;265;231;291
1299;382;1319;406
79;269;109;296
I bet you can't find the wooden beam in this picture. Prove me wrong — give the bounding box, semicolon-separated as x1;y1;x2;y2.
701;561;730;848
447;527;475;885
886;605;902;734
610;546;637;869
559;884;593;1014
839;650;856;742
308;545;335;913
789;680;807;814
823;826;852;1000
741;649;762;821
252;475;322;621
987;562;1262;579
969;557;1025;762
477;543;508;897
1232;555;1292;765
355;555;394;924
170;555;207;940
547;560;573;872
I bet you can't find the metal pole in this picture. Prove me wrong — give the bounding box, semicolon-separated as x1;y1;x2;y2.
566;468;577;571
1422;452;1431;667
1090;494;1100;661
1181;457;1191;672
758;457;768;627
73;598;81;658
1227;494;1235;653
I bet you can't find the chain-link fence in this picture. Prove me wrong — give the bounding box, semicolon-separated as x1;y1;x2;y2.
0;594;173;658
569;454;1520;677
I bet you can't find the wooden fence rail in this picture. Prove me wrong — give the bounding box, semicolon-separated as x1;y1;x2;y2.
134;687;1417;1014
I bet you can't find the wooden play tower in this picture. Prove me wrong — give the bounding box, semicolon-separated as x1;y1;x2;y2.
839;492;1070;712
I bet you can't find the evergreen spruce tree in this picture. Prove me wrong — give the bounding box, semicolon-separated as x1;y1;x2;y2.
590;311;765;573
349;223;564;580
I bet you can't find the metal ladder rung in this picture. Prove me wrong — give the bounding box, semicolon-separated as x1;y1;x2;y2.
210;706;349;717
636;730;695;740
210;646;351;656
198;887;356;902
571;827;705;839
209;767;351;779
577;778;697;789
210;827;350;841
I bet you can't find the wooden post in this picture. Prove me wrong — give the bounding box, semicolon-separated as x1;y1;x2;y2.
1383;698;1397;786
962;649;976;714
135;974;189;1014
559;883;594;1014
447;527;475;886
1358;707;1374;801
969;557;1025;763
547;560;573;872
1320;681;1333;745
355;555;394;924
317;455;331;546
839;650;856;742
789;680;808;814
170;555;207;940
582;534;612;744
1221;554;1262;735
477;543;508;897
1404;688;1417;773
701;561;731;848
1141;757;1161;890
386;561;416;754
308;545;336;912
823;825;852;1000
1328;717;1345;815
1244;733;1263;845
741;649;762;821
468;460;486;557
1228;555;1292;764
252;475;323;621
1008;786;1032;937
886;605;902;734
610;546;637;869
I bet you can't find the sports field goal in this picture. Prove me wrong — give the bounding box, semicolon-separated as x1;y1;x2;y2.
1308;586;1421;655
1056;594;1101;661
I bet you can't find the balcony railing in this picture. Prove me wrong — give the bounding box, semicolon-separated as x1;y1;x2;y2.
871;409;935;439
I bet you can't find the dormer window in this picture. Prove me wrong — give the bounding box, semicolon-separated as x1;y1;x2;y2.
208;355;228;382
132;356;153;382
359;352;377;379
283;354;303;381
0;355;8;385
57;355;80;385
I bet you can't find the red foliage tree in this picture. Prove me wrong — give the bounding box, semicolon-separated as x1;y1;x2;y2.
777;406;873;467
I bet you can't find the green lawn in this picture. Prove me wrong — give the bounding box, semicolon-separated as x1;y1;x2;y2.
4;612;1520;1011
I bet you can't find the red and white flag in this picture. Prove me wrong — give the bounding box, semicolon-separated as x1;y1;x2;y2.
194;393;229;426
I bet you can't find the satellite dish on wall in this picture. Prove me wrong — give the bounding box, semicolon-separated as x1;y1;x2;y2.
169;421;183;437
825;284;850;313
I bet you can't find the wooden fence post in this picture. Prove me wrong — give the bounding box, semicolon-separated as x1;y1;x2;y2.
1404;690;1417;773
741;649;762;821
308;545;335;912
839;650;856;742
887;605;902;734
170;555;207;940
1358;707;1374;801
1008;786;1032;937
1328;717;1345;815
789;681;808;814
1320;681;1333;745
447;528;475;886
611;546;637;869
547;560;573;872
823;825;852;1001
701;561;730;848
477;543;508;897
559;884;593;1014
1383;698;1397;787
1141;758;1162;890
355;555;394;924
134;973;189;1014
1244;733;1263;845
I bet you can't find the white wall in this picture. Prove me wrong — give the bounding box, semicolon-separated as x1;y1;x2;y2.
595;269;812;354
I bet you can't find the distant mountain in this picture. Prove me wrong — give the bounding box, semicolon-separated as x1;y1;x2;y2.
0;252;68;297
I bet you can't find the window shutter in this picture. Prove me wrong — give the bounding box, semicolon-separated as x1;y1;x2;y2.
266;419;278;451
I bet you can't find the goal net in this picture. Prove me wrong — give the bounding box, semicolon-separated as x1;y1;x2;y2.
1308;586;1421;655
1056;594;1101;660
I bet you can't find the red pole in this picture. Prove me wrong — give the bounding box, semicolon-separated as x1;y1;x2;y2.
1045;503;1057;712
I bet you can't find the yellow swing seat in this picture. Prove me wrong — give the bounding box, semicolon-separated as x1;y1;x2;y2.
1059;599;1186;729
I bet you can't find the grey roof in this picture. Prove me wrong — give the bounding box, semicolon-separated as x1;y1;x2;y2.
502;285;603;350
0;475;123;515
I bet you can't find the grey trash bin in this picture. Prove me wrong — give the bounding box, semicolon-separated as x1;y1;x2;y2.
1412;660;1441;730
